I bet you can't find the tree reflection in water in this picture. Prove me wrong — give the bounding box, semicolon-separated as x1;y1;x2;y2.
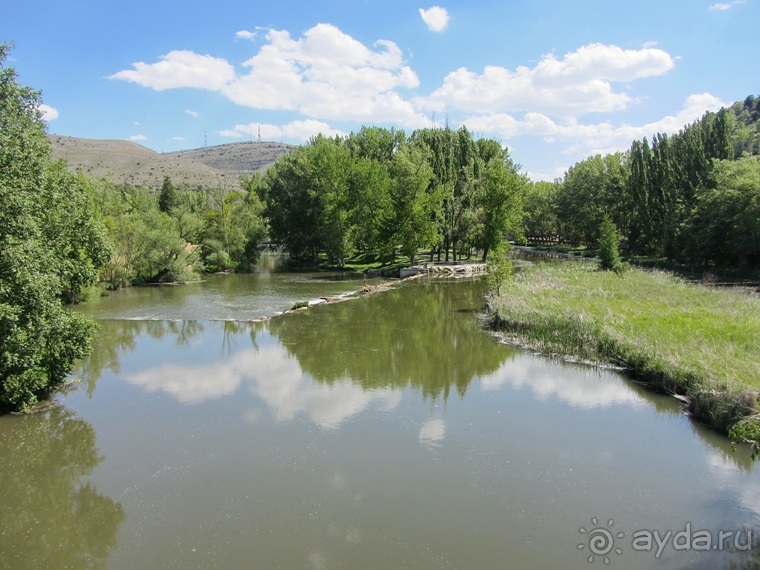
0;407;124;568
267;279;516;401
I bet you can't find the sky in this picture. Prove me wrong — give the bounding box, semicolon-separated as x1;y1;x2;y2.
3;0;758;180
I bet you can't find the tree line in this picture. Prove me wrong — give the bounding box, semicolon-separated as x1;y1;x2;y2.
523;98;760;269
255;126;528;265
91;124;529;291
91;174;265;288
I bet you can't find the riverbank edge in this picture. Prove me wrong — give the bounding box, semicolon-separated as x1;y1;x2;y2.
484;269;760;453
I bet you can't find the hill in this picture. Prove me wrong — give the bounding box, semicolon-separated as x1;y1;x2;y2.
48;135;295;189
731;95;760;157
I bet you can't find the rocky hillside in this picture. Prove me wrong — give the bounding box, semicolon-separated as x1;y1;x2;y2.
48;135;295;189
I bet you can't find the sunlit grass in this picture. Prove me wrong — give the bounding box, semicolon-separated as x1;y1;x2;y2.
487;263;760;433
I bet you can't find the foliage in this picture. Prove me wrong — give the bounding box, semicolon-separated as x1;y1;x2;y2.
597;216;625;273
682;156;760;267
730;95;760;158
202;183;266;271
523;180;560;242
729;415;760;461
388;144;437;265
94;184;198;286
475;151;527;260
257;136;348;262
538;98;760;271
158;175;176;213
485;241;513;296
555;153;629;246
0;44;109;409
256;126;525;266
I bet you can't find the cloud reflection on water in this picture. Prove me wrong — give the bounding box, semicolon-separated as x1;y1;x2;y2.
479;352;648;409
125;342;401;429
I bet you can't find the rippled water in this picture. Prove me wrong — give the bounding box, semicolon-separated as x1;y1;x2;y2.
1;269;758;569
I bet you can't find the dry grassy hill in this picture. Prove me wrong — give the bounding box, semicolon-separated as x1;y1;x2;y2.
48;135;295;189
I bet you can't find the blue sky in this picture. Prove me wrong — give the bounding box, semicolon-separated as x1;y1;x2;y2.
3;0;758;180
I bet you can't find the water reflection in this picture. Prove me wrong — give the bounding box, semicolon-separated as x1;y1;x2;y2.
79;280;518;425
267;280;515;400
79;320;206;396
480;351;650;409
123;342;402;427
52;278;760;568
0;407;124;568
74;279;756;469
418;418;446;448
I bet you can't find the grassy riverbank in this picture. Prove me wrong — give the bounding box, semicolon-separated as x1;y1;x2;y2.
486;262;760;442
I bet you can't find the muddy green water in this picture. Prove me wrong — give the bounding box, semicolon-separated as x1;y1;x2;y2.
1;264;758;569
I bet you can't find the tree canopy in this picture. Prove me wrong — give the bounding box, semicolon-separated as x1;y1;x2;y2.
255;126;526;264
1;44;110;409
522;97;760;271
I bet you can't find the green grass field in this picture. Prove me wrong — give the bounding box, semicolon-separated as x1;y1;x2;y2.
487;262;760;438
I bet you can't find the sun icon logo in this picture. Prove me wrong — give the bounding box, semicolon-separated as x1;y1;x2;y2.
578;517;625;564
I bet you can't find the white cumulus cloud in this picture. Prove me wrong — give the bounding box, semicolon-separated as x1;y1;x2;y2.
219;119;346;142
235;29;256;40
184;108;199;118
418;43;675;118
38;103;59;121
129;134;147;141
419;6;450;32
465;93;726;176
110;50;236;91
110;24;426;126
223;24;424;125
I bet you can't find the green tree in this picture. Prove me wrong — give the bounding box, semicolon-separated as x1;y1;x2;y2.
388;145;438;265
475;146;526;261
557;153;628;246
682;156;760;266
158;175;177;213
347;156;393;255
344;125;405;164
523;180;560;242
0;44;110;409
597;216;625;273
96;185;196;286
41;162;111;302
170;187;205;243
485;241;513;295
409;127;458;260
236;175;268;271
257;135;353;263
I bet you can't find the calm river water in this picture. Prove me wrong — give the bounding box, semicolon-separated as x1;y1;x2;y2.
1;260;758;569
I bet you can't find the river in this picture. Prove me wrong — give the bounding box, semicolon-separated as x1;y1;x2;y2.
1;258;758;569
